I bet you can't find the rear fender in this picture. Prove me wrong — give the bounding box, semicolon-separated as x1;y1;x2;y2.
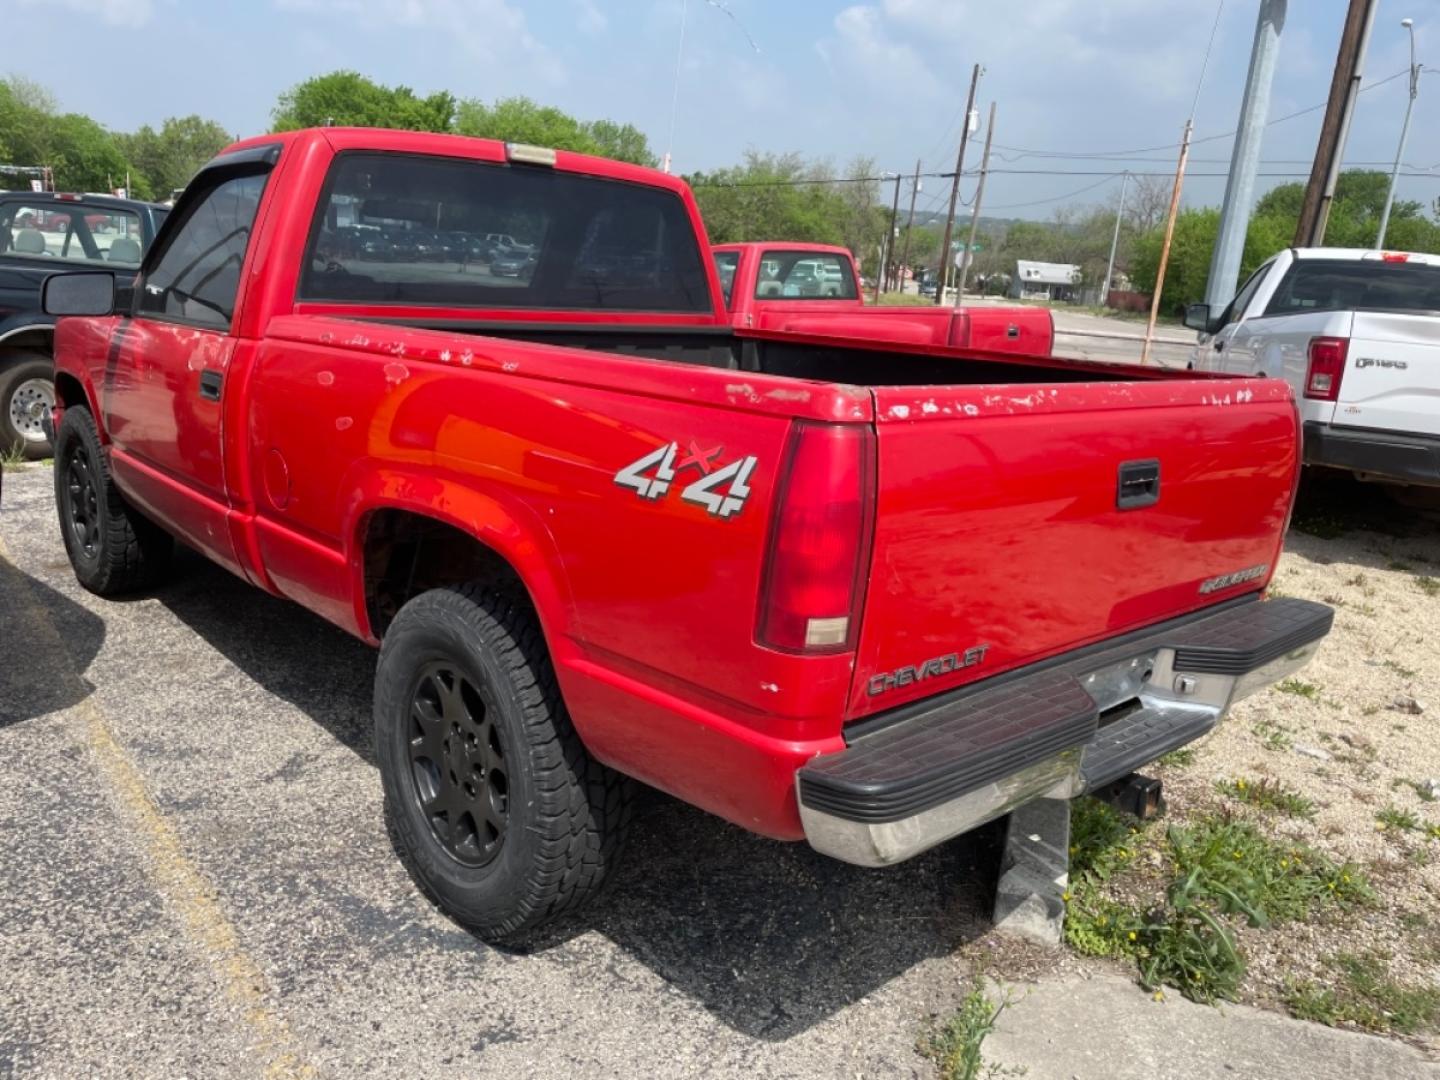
343;468;578;648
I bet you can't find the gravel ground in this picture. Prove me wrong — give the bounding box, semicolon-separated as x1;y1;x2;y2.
1150;472;1440;1026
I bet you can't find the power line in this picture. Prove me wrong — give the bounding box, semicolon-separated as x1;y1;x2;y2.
988;67;1410;163
984;172;1126;211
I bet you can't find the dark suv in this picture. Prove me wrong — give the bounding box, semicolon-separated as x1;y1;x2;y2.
0;192;168;457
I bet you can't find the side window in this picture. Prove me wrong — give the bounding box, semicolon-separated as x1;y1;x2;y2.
1217;262;1270;328
138;171;268;329
712;251;739;306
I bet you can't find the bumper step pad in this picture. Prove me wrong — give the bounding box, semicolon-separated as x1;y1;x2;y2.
800;598;1333;830
799;671;1097;825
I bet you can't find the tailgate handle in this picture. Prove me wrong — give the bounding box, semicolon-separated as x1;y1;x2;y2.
1117;459;1160;509
1006;323;1019;338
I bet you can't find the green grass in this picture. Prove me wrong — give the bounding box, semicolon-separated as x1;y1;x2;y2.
1285;952;1440;1035
1216;777;1315;818
923;984;1021;1080
1251;719;1293;752
1064;802;1373;1005
1159;748;1196;769
1275;678;1321;701
0;444;28;468
1382;659;1419;679
1417;576;1440;598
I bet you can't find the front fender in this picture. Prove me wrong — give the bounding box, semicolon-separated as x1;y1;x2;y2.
341;467;579;649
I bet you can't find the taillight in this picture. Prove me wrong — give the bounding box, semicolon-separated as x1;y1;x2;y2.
1304;336;1348;401
757;422;875;654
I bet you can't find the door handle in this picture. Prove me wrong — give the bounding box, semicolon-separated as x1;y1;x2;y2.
198;369;223;401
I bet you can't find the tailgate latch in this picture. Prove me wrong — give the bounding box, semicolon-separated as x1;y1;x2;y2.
1117;459;1160;509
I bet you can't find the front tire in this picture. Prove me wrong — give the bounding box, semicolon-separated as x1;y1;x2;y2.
375;583;633;944
53;405;173;595
1;354;55;459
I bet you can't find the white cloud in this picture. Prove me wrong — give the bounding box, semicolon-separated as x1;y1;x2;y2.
272;0;564;83
15;0;153;27
574;0;606;35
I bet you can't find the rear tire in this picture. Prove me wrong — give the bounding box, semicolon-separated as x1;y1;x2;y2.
53;405;173;595
0;354;55;459
375;583;634;944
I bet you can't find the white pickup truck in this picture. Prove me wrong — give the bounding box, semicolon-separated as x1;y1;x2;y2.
1185;247;1440;490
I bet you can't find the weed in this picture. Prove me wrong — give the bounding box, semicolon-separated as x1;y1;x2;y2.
1159;748;1196;769
0;444;27;468
1216;777;1315;818
1064;800;1148;958
924;984;1024;1080
1137;875;1245;1004
1167;816;1372;926
1285;953;1440;1035
1389;559;1414;573
1417;576;1440;598
1276;678;1320;700
1362;704;1381;717
1251;719;1293;752
1383;659;1419;679
1400;912;1430;930
1403;779;1437;803
1377;805;1422;833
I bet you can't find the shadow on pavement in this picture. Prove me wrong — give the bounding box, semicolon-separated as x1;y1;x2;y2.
0;552;106;727
154;549;1002;1041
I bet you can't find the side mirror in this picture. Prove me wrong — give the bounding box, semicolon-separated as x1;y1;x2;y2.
1182;302;1214;333
42;271;115;317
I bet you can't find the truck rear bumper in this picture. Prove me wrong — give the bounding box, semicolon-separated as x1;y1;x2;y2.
1303;421;1440;487
797;597;1333;867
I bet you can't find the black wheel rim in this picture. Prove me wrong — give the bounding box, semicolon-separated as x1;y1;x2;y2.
64;450;101;559
407;662;508;867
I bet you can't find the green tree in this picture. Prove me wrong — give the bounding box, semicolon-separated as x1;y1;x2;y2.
119;115;233;197
687;152;853;249
0;78;145;196
272;71;455;132
582;118;658;168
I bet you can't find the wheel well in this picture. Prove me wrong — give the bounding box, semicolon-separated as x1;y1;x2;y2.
362;510;533;639
53;372;88;411
0;328;54;358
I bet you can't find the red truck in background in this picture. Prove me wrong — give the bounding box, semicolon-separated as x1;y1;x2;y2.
41;127;1330;944
712;241;1055;356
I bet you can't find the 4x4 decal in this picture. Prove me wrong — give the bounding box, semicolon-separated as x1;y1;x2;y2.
615;440;758;519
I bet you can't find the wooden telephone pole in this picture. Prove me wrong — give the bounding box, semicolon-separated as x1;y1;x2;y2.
898;159;921;295
937;63;982;306
957;101;997;303
1295;0;1378;245
1140;120;1194;365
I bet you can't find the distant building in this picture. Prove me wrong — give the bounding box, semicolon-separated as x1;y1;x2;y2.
1011;260;1080;302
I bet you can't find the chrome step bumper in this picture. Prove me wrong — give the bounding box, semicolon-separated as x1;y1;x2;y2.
798;597;1332;867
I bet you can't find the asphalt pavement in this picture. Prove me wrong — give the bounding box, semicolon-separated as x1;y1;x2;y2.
0;465;999;1079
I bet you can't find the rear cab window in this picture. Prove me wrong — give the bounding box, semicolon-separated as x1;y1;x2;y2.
300;152;712;313
1264;258;1440;317
0;201;145;266
754;250;857;300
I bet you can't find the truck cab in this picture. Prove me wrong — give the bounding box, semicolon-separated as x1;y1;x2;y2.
0;191;168;457
1187;248;1440;490
713;241;1055;356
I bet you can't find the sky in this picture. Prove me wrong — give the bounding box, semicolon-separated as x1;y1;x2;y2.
8;0;1439;222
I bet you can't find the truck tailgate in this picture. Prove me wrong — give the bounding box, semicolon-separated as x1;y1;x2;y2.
1341;312;1440;437
849;378;1298;719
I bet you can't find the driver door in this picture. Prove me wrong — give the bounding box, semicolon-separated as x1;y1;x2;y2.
104;166;272;576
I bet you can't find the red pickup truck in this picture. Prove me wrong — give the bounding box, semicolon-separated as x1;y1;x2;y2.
41;128;1330;943
712;241;1055;356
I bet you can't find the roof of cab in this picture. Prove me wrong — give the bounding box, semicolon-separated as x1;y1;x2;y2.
215;127;695;197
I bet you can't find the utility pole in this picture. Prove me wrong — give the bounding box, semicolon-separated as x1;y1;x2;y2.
1141;120;1194;365
957;101;996;304
1296;0;1379;245
1378;17;1420;248
1206;0;1286;311
1101;171;1130;308
881;171;902;298
937;63;982;306
898;159;921;296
